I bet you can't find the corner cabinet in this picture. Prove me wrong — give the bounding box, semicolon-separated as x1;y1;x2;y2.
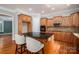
40;18;48;26
71;12;79;27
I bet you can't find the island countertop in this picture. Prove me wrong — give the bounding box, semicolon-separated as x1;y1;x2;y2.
23;32;53;39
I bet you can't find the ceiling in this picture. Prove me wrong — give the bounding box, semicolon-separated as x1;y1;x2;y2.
0;4;79;15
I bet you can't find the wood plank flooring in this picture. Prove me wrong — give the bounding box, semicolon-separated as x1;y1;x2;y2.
0;35;16;54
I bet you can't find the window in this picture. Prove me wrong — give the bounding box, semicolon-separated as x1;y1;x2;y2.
0;21;4;32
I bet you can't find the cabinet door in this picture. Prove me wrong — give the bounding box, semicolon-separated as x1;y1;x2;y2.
54;32;73;43
62;16;73;26
54;32;64;41
40;18;47;26
64;32;72;43
71;13;79;27
47;19;53;26
53;16;62;26
22;16;31;22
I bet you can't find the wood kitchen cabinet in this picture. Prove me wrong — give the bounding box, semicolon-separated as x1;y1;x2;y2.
62;16;73;26
71;12;79;27
47;18;53;26
54;16;72;27
19;14;31;22
47;16;63;27
18;14;32;34
43;32;77;54
54;32;66;42
46;12;79;27
53;16;62;22
53;16;63;26
54;32;76;44
40;18;48;26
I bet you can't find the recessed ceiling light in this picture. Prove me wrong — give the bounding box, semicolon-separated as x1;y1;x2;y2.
29;8;32;12
41;10;45;13
51;8;55;10
66;4;70;6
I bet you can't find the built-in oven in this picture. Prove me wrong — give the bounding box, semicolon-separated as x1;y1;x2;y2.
40;26;46;33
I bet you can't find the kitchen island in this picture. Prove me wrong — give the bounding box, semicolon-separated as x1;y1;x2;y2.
23;32;53;54
22;32;78;54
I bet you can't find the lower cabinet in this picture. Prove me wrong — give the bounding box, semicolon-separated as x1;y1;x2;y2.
54;32;77;44
71;12;79;27
43;32;77;54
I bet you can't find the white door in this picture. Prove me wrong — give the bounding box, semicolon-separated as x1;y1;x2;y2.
22;23;28;33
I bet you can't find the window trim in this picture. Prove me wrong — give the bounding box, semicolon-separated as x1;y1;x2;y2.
0;20;4;32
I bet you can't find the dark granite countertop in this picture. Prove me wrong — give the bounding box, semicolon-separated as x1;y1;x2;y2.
47;26;79;33
23;32;53;39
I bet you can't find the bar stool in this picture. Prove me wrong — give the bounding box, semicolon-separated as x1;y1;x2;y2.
15;34;26;54
26;37;44;54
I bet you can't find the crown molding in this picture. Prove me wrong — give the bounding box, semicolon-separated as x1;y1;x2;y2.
0;6;15;17
0;7;15;13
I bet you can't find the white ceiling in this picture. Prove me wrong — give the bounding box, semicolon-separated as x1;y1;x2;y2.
0;4;79;15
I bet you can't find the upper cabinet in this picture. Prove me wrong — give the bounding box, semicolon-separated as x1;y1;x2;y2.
71;12;79;27
18;14;32;34
47;16;63;27
53;16;62;23
47;18;53;26
46;12;79;27
40;18;48;26
52;16;62;26
18;14;31;22
62;16;73;26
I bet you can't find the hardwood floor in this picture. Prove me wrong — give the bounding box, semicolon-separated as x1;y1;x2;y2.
0;32;78;54
0;35;16;54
